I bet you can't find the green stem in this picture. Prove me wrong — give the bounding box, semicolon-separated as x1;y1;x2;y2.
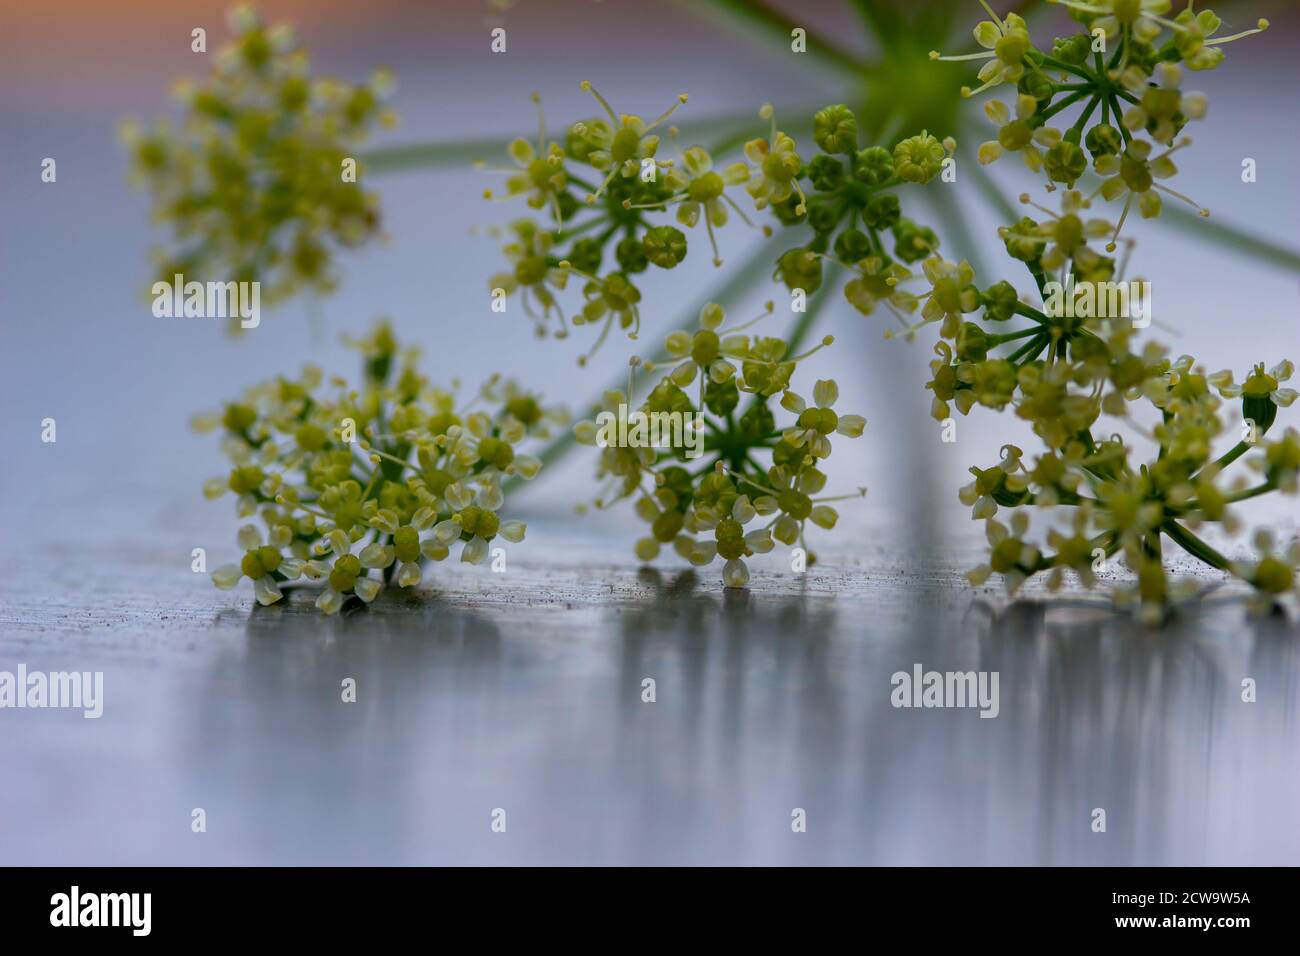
988;326;1040;345
1107;92;1131;144
1161;204;1300;274
552;215;610;243
1224;481;1275;505
1197;439;1252;478
1173;480;1277;516
1031;52;1095;82
1161;519;1231;572
1012;302;1051;325
1034;89;1090;125
1143;530;1162;562
1069;93;1101;135
360;137;515;173
1006;333;1047;365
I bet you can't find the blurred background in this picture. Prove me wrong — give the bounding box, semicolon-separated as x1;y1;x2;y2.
1;0;1298;865
2;0;1296;531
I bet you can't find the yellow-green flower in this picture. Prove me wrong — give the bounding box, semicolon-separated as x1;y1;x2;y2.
122;4;396;323
574;81;686;203
659;145;752;266
930;8;1035;98
200;321;555;613
574;309;862;588
977;94;1058;171
744;105;807;214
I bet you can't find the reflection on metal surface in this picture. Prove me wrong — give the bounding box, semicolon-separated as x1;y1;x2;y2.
5;554;1295;865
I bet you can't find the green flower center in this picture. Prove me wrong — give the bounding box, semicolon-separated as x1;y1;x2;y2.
241;546;281;579
1114;0;1142;25
458;505;500;540
1120;153;1153;193
998;120;1033;151
995;29;1031;65
762;152;794;183
652;510;684;542
527;157;556;190
393;526;420;564
933;276;964;314
1055;214;1084;253
515;255;548;285
329;554;361;592
688;171;724;203
691;329;720;366
506;396;542;425
990;537;1023;573
478;436;515;469
1254;557;1293;594
1242;366;1278;399
296;423;327;451
777;490;812;520
611;127;642;164
229;465;264;495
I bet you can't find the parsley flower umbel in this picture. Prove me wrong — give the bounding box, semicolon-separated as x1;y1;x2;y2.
483;99;947;364
481;85;695;361
198;321;564;613
123;4;396;325
936;0;1266;245
919;2;1294;622
574;304;864;587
